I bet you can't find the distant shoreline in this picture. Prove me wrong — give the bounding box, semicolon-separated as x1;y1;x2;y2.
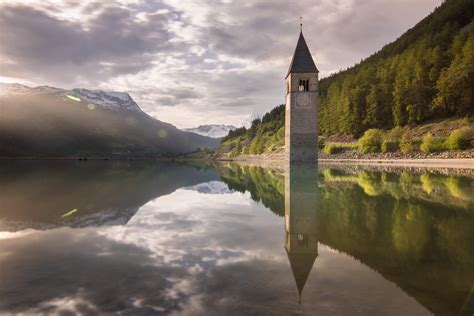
0;157;155;160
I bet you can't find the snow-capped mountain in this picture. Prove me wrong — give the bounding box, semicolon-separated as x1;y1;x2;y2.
0;83;140;111
184;124;236;138
185;181;234;194
0;83;219;157
72;88;140;111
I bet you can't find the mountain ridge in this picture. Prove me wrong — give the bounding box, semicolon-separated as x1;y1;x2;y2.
1;83;141;111
0;83;219;157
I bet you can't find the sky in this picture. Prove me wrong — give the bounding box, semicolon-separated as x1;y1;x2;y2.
0;0;442;128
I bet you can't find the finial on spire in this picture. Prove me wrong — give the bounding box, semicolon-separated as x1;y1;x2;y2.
300;16;303;32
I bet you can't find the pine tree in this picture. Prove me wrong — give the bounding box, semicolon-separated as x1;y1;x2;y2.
235;138;242;156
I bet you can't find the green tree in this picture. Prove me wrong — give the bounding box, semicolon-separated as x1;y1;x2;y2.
433;34;474;116
250;135;262;154
235;138;242;155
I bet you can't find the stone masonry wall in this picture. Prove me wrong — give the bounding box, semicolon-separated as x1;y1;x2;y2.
285;72;319;162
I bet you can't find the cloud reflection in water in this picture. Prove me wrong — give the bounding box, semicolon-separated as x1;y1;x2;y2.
0;182;431;315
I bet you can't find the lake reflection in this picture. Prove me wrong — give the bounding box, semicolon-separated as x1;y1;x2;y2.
0;161;473;315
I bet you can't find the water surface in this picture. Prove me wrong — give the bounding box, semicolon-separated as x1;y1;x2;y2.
0;161;473;315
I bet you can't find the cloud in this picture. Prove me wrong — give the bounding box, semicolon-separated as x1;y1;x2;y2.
0;0;442;128
0;3;174;82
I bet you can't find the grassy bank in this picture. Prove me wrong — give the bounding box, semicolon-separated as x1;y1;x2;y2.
216;118;473;160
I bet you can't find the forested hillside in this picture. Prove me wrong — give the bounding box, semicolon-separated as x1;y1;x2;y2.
319;0;473;135
219;0;474;156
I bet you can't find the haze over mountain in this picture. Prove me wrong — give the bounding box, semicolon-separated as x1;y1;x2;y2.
0;83;218;157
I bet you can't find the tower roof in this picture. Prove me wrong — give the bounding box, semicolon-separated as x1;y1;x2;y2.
286;31;318;78
286;248;318;300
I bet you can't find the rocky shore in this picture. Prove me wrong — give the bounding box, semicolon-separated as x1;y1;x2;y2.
217;149;474;169
219;148;473;161
318;149;474;160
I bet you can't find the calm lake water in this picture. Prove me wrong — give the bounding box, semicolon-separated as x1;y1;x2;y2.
0;161;473;315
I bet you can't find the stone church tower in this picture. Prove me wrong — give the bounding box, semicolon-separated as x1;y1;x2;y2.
285;30;319;162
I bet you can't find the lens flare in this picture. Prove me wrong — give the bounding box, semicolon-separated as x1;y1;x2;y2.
157;129;168;139
126;117;138;126
66;94;81;102
61;208;78;218
87;103;96;110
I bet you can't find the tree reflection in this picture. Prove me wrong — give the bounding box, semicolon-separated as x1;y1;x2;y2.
218;164;474;316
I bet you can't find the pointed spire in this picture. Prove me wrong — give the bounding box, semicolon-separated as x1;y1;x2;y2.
286;29;318;78
286;249;318;301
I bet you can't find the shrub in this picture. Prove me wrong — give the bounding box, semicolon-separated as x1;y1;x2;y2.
250;135;266;154
420;133;445;153
323;144;340;155
445;127;473;150
318;135;326;146
276;126;285;139
381;127;405;152
228;149;238;157
381;140;398;153
400;132;416;154
323;143;358;155
358;129;383;154
386;127;405;141
234;139;242;155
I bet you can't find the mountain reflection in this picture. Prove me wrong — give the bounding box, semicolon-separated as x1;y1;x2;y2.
218;163;474;316
0;160;219;230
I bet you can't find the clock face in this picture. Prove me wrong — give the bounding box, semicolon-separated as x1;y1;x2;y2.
296;93;310;108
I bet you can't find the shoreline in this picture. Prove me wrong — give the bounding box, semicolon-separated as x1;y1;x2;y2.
318;158;474;169
216;159;474;177
217;156;474;169
1;156;473;169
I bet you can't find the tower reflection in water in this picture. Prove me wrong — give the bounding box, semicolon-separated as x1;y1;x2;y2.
284;164;319;303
